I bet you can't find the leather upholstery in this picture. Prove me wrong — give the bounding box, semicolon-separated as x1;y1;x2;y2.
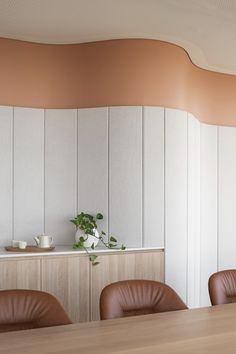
0;289;72;332
209;269;236;305
100;280;188;320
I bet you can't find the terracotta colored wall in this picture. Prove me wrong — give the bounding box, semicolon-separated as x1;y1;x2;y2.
1;37;236;126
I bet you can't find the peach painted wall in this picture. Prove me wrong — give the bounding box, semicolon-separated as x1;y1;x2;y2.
1;37;236;126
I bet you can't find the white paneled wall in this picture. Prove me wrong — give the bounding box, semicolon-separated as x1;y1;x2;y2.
143;107;164;247
109;107;142;247
0;106;13;246
45;109;77;245
200;124;218;306
218;126;236;270
2;104;236;308
0;105;164;249
187;114;200;308
14;108;44;243
165;108;188;302
77;108;108;235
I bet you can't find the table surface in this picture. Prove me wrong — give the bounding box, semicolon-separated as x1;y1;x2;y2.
1;303;236;353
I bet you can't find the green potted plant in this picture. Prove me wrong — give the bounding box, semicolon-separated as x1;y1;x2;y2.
70;212;125;265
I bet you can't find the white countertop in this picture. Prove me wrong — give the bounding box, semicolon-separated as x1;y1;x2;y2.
0;245;164;258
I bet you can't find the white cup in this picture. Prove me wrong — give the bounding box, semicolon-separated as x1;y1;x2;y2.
18;241;27;249
11;240;19;248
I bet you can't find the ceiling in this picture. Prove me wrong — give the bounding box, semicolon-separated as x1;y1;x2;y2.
0;0;236;75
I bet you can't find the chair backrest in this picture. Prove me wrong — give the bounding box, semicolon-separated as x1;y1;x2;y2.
100;279;187;320
209;269;236;305
0;289;72;332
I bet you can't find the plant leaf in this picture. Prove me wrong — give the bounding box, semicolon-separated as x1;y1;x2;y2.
108;243;116;248
121;245;126;250
70;220;78;226
73;242;83;249
96;213;103;220
110;236;117;243
89;255;98;262
85;214;93;220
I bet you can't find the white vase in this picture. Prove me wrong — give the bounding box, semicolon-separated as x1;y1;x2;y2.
75;228;100;248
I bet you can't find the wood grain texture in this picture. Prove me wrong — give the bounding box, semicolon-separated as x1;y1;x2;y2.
41;255;90;323
0;250;163;323
5;246;55;252
0;303;236;353
0;258;40;290
90;250;164;321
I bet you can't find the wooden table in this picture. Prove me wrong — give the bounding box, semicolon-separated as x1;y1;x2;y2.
1;303;236;353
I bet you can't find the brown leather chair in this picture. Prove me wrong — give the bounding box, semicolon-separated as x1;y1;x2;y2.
100;280;188;320
209;269;236;305
0;289;72;332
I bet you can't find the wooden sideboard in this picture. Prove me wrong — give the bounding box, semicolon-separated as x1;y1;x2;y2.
0;249;164;322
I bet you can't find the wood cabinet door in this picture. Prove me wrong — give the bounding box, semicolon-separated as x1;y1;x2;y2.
90;250;164;321
41;255;90;323
0;257;41;290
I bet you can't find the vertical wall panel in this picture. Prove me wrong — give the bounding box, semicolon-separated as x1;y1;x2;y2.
219;126;236;269
200;123;218;306
0;106;13;246
0;104;229;311
14;107;44;243
45;109;77;245
187;113;200;308
109;107;142;247
77;108;108;235
165;108;188;302
143;106;164;247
